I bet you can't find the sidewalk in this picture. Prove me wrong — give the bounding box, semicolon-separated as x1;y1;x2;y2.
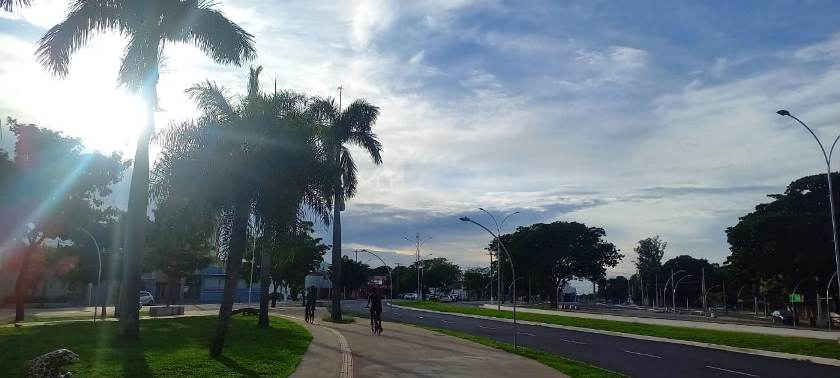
489;305;840;340
273;307;565;377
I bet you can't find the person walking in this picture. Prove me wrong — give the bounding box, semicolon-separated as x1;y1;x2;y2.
366;287;383;335
305;286;316;324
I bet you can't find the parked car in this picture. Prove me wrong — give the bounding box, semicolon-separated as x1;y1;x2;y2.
770;310;793;324
440;295;455;303
139;291;155;306
403;293;419;300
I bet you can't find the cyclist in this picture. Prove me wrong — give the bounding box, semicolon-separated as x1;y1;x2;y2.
366;287;383;335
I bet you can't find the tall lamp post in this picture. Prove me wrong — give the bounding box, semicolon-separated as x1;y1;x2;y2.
405;233;432;300
355;249;394;302
460;215;519;349
673;274;692;313
78;227;102;323
479;208;519;310
662;269;685;312
777;110;840;306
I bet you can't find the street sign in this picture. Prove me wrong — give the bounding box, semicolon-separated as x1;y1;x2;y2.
789;293;804;303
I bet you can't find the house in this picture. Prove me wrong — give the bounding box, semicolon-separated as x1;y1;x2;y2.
304;271;332;300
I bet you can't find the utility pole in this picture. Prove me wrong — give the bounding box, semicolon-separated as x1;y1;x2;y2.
702;267;707;314
405;233;431;300
337;85;343;110
655;275;659;308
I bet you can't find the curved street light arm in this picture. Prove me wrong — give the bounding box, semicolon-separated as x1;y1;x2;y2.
499;211;521;231
783;113;831;166
674;274;693;290
479;208;501;232
830;133;840;163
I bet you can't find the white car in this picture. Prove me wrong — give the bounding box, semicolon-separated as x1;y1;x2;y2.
403;293;419;300
139;291;155;306
440;295;455;303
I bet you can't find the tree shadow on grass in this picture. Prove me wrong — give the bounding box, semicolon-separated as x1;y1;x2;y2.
215;355;261;377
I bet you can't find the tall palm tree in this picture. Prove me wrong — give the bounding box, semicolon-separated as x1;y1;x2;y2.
310;97;383;320
37;0;255;340
1;0;30;11
153;66;332;356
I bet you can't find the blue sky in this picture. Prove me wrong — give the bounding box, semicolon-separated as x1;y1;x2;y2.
3;1;840;288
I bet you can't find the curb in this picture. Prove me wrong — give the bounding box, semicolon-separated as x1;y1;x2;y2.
393;305;840;368
275;313;354;378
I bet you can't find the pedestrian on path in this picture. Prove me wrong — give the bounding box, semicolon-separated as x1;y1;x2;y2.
305;286;316;324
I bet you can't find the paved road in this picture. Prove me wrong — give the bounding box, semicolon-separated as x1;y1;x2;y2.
344;300;840;378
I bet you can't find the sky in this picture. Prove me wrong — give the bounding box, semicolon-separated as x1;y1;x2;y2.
3;1;840;290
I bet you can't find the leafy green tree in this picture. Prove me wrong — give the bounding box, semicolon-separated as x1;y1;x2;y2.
463;267;492;300
144;198;214;305
418;257;461;294
1;119;125;321
310;97;383;320
340;256;370;297
38;0;255;340
725;174;840;307
633;236;666;304
494;221;623;307
661;255;722;307
269;222;329;305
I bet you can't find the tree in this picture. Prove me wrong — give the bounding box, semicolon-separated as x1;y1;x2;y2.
0;0;30;12
1;119;125;321
340;256;370;297
725;174;840;308
463;267;491;300
418;257;461;294
310;97;383;321
38;0;255;341
495;221;623;307
144;198;214;305
269;222;329;304
152;67;330;356
633;236;666;305
661;255;722;308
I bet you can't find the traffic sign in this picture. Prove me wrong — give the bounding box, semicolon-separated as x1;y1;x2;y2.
789;293;804;303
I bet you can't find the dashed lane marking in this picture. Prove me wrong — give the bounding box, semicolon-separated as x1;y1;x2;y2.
558;338;587;345
623;350;662;359
705;366;759;377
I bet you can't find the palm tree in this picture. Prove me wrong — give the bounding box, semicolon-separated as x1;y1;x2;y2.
37;0;255;340
1;0;30;11
310;97;383;320
153;67;331;356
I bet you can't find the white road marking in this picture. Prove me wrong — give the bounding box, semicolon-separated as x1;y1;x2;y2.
518;332;537;336
705;366;759;377
417;316;424;319
558;338;587;345
623;350;662;359
478;325;496;330
440;319;454;324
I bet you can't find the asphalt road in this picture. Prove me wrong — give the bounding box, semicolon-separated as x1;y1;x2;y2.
343;300;840;378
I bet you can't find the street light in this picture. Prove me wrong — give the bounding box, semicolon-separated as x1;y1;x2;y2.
460;215;519;349
662;269;685;312
78;227;102;323
673;274;692;313
703;284;721;316
828;271;838;330
777;110;840;305
355;249;394;303
479;208;519;310
405;233;432;300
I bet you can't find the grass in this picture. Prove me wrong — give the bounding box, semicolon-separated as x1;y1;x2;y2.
5;310;152;325
393;300;840;360
0;315;311;377
416;324;626;378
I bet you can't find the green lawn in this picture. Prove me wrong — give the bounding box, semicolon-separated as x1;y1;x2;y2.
394;300;840;360
0;315;311;377
415;325;626;378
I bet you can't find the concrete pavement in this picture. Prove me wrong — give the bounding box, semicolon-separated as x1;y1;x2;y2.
274;307;566;378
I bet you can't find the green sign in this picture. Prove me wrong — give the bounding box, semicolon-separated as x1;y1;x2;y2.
789;294;804;303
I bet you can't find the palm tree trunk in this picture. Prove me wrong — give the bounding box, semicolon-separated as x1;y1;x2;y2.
331;191;342;321
14;242;39;322
257;240;271;328
118;78;156;341
210;200;249;357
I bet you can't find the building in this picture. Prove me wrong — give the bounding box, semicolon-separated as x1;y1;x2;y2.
304;271;332;299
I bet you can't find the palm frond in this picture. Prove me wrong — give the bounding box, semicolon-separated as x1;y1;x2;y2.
341;99;380;134
348;131;383;165
167;1;256;66
1;0;31;12
36;0;128;77
340;146;357;199
117;32;160;91
247;65;262;101
185;80;237;122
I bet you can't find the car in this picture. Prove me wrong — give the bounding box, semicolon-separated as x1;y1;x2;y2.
440;295;455;303
139;291;155;306
403;293;419;300
770;310;793;324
